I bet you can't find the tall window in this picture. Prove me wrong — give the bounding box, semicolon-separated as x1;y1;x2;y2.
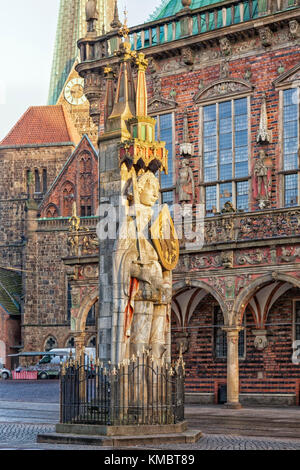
202;97;249;216
154;113;174;208
293;300;300;342
283;88;299;207
214;306;245;359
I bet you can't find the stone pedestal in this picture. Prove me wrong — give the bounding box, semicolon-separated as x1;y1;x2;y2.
38;421;202;447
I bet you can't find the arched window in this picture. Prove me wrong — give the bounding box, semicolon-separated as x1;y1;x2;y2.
62;181;75;217
45;204;59;218
79;152;93;216
87;336;96;348
35;169;41;194
66;336;75;348
44;336;58;352
42;169;47;194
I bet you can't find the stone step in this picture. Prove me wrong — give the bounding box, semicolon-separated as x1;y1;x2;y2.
37;429;203;447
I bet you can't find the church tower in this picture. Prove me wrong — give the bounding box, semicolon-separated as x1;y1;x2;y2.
48;0;115;106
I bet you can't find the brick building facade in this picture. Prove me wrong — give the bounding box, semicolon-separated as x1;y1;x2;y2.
75;0;300;406
1;0;300;407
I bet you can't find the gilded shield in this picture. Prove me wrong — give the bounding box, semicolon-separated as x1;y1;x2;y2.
150;204;179;271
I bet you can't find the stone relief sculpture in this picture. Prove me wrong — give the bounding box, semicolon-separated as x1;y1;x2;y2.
259;27;273;47
289;20;300;40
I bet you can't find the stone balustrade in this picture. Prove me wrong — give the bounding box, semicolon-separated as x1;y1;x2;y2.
77;0;300;65
38;206;300;254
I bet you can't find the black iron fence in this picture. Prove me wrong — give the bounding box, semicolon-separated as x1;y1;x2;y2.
60;353;185;426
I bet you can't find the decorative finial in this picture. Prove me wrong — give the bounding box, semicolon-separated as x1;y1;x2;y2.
110;0;122;30
68;202;80;232
118;6;130;39
257;93;271;144
181;0;192;9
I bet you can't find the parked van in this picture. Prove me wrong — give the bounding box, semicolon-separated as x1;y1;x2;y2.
15;348;96;380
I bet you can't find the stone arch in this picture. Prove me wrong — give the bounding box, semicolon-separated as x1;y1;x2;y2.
172;279;229;325
75;287;99;332
64;335;75;348
233;272;300;326
44;335;58;351
45;203;59;218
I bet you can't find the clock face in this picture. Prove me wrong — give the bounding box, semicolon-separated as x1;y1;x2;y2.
64;78;87;106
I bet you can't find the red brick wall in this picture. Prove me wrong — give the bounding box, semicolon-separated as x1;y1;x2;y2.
149;42;300;210
172;290;300;402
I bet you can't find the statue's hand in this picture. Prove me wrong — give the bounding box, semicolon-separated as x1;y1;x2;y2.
131;261;162;286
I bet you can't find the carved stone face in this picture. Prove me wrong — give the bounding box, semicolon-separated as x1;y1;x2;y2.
289;20;299;37
259;27;272;47
138;174;160;207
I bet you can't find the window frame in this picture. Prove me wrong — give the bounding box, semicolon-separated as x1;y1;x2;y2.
199;94;251;216
279;87;300;208
292;299;300;343
151;111;176;205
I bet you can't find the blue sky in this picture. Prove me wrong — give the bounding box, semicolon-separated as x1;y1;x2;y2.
0;0;162;141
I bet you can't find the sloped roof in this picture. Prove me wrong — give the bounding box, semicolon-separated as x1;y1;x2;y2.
149;0;224;20
0;268;22;316
0;105;80;147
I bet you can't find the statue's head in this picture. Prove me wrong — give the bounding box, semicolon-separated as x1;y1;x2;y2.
137;172;160;207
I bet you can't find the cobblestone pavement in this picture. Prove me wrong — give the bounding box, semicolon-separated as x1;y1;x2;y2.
1;423;300;450
1;381;300;450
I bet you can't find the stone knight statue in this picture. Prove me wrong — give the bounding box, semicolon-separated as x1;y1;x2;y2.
113;171;176;363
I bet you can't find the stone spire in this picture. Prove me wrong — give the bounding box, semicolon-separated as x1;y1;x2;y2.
110;0;122;30
102;15;136;139
180;109;194;157
257;93;272;144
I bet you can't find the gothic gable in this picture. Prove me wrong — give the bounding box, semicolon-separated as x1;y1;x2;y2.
39;135;98;218
148;96;178;114
273;62;300;89
194;78;254;104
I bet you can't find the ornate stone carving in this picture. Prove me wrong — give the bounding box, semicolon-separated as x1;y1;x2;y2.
221;201;236;214
221;251;234;269
259;27;273;47
219;37;232;57
253;329;268;350
235;249;269;266
257;93;272;144
148;58;177;113
194;79;253;103
189;254;222;269
279;246;300;263
289;20;300;40
83;72;104;125
220;60;230;79
181;46;194;67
